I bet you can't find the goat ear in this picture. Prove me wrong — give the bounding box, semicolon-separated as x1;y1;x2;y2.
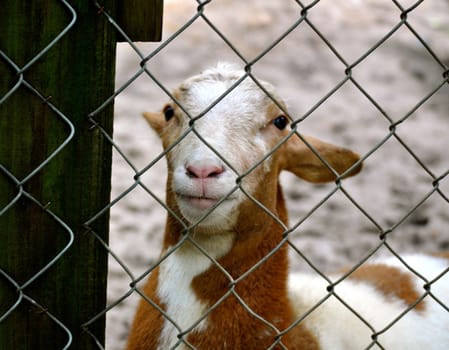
280;134;362;183
143;112;165;135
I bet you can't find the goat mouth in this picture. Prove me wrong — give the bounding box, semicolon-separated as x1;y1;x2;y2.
176;194;233;211
176;194;219;210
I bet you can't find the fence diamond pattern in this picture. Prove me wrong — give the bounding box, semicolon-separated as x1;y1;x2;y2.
1;1;448;349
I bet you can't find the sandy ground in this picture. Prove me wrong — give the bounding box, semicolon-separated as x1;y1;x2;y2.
106;1;449;349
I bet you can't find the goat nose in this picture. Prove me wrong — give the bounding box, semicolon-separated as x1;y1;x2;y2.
186;164;225;179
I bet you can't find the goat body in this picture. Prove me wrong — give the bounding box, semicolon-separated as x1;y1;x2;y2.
126;64;449;350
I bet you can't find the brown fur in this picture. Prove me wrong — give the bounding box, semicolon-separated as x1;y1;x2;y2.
280;134;362;183
126;268;165;350
126;173;320;349
431;252;449;260
127;91;362;349
348;264;425;312
186;186;296;349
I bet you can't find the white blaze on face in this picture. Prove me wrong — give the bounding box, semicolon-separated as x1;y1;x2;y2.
167;66;287;229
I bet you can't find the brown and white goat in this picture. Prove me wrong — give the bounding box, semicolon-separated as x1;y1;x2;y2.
126;64;449;350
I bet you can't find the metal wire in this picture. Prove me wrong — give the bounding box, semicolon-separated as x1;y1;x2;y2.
0;1;77;347
1;1;448;349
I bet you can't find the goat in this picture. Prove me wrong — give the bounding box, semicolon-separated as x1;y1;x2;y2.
126;63;449;350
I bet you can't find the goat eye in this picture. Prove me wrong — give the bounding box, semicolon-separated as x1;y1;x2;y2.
272;115;288;130
163;106;175;121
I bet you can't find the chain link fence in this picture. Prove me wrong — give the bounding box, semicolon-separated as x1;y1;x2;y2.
1;2;76;349
1;1;449;349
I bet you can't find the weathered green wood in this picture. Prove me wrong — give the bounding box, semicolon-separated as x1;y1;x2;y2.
0;1;122;349
117;0;164;41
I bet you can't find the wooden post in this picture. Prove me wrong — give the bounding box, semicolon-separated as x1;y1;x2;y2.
117;0;164;41
0;1;162;349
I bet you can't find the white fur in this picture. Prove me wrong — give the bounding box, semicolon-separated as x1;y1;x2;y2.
169;64;280;228
157;233;234;350
288;255;449;349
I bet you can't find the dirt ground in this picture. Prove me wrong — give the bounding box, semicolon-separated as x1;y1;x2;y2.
106;1;449;349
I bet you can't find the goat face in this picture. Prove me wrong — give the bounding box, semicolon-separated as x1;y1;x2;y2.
144;64;362;230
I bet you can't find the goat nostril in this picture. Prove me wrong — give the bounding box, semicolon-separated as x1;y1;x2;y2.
186;164;224;179
186;167;196;178
209;169;223;177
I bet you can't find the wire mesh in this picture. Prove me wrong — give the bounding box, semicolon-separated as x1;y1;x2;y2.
0;1;77;348
1;1;449;349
